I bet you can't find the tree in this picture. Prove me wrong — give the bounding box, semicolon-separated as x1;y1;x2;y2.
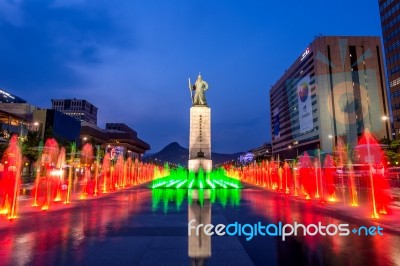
20;131;41;182
387;139;400;166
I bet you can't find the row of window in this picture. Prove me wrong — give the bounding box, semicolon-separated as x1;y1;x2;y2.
52;101;64;107
383;14;400;33
386;52;400;65
380;0;395;12
381;1;400;22
54;106;85;111
390;77;400;88
391;90;400;98
386;39;400;53
392;103;400;110
71;101;82;106
384;25;400;43
389;64;400;76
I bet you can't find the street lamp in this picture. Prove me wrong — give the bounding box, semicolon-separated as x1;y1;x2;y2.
33;121;45;140
381;115;393;140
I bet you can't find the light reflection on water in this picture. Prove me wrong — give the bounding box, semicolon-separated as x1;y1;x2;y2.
240;190;400;266
0;187;399;266
0;191;149;265
151;188;241;212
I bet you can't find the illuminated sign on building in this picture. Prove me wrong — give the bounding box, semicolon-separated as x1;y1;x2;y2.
108;146;125;159
0;89;15;100
300;47;311;61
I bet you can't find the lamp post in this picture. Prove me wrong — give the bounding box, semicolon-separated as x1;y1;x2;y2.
328;134;335;154
292;141;299;158
381;115;393;140
33;121;45;140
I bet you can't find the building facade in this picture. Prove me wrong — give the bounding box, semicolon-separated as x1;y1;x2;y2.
251;143;272;161
0;110;30;141
270;36;390;159
33;109;81;142
51;99;98;125
379;0;400;137
80;122;150;159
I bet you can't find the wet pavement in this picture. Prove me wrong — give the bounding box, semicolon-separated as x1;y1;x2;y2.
1;186;400;266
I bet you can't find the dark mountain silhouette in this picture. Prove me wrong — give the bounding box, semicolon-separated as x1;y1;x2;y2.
144;142;242;167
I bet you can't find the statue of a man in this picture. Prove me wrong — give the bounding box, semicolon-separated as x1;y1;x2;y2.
189;73;209;106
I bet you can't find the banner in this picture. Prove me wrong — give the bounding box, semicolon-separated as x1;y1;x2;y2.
297;75;313;133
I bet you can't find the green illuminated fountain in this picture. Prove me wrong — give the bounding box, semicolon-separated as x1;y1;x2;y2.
151;166;241;189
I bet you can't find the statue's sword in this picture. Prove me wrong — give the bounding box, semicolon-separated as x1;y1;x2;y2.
188;78;193;104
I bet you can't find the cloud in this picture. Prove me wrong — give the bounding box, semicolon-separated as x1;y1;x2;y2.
0;0;135;103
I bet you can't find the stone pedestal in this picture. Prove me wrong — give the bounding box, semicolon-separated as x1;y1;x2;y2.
188;106;212;172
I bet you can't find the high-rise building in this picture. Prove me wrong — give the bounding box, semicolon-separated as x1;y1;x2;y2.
379;0;400;137
270;36;390;159
51;99;98;125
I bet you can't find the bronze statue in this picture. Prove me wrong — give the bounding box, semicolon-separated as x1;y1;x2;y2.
188;73;209;106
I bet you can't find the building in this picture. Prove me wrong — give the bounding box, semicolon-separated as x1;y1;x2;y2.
33;109;81;142
51;99;98;125
0;103;39;121
270;36;390;159
105;123;137;136
0;109;30;141
0;88;26;103
0;101;39;139
80;122;150;159
251;143;272;161
379;0;400;137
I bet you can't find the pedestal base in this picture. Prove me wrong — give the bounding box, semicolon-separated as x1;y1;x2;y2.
188;158;212;173
189;106;211;166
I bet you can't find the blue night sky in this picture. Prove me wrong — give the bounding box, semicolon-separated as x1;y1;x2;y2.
0;0;382;153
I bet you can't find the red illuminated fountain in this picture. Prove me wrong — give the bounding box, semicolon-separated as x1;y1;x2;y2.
323;154;336;202
32;138;60;210
283;162;291;194
80;143;93;199
0;135;22;219
299;153;314;200
355;129;390;218
230;129;393;220
0;133;163;218
101;153;111;193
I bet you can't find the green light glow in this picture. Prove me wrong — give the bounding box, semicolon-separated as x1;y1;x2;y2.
150;166;242;190
151;188;241;212
166;180;181;187
188;179;195;188
175;179;188;188
206;179;215;189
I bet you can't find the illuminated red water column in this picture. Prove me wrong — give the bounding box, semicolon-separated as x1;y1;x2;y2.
80;143;93;199
0;135;22;219
34;138;60;211
324;154;336;202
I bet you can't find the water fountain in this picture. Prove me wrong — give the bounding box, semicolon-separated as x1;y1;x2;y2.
0;135;22;219
33;138;60;211
356;129;390;218
231;128;394;219
323;154;336;202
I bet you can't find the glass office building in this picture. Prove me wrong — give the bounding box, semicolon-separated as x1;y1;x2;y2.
270;36;390;159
